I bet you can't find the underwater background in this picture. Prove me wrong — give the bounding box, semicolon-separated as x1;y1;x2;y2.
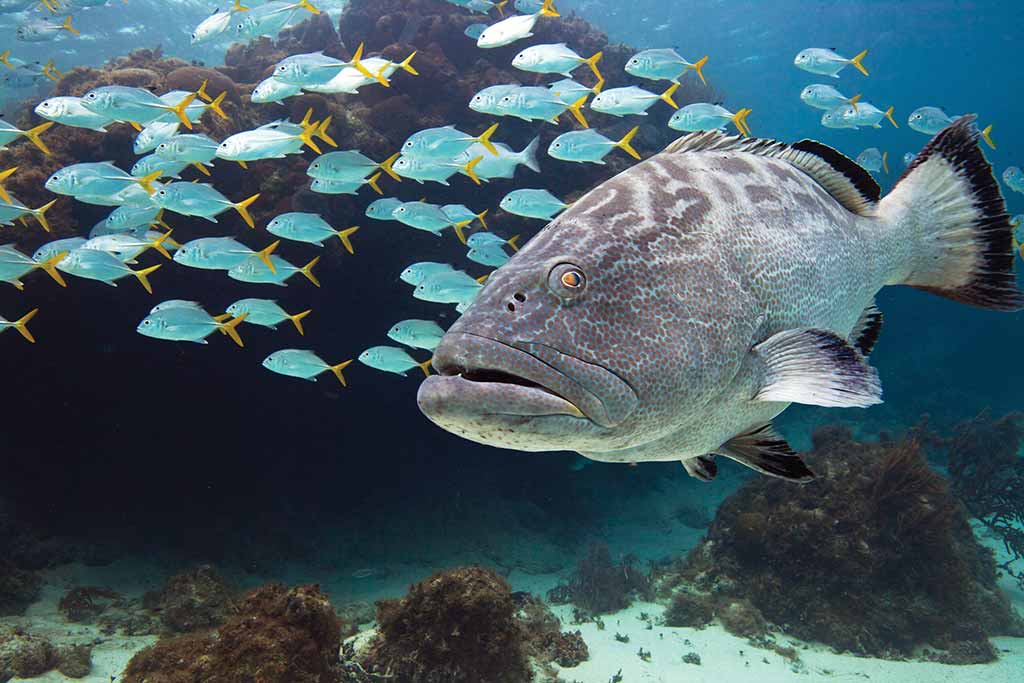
1;0;1023;681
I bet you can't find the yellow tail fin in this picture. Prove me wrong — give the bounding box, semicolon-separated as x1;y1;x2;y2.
884;105;898;128
219;313;247;348
168;92;197;130
687;55;709;86
289;309;312;336
0;50;12;70
150;230;173;260
475;208;488;230
329;359;353;386
417;359;433;378
566;95;589;128
399;51;418;75
10;308;38;343
732;108;752;137
615;126;641;160
196;79;212;103
453;223;468;246
232;0;249;10
592;76;605;95
32;198;57;233
42;61;59;82
0;166;16;204
298;118;323;154
233;193;260;229
507;234;521;252
848;93;861;112
367;171;383;195
256;240;279;274
300;256;321;287
583;51;603;83
849;49;869;76
336;226;359;254
62;15;79;36
660;82;679;109
351;42;388;86
462;156;482;185
23;121;53;155
135;169;163;195
133;264;161;294
212;313;231;323
299;107;313;128
379;152;402;181
128;121;143;132
192;162;211;176
881;150;889;175
316;117;336;147
494;0;507;17
208;91;228;120
540;0;559;17
476;123;500;156
36;251;66;286
298;0;320;14
982;124;996;150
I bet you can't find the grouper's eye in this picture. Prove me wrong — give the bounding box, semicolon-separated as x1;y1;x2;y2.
548;262;587;299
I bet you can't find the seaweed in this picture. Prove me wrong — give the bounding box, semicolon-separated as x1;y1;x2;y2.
550;544;651;616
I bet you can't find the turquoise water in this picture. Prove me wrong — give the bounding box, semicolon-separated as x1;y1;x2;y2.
0;1;1022;681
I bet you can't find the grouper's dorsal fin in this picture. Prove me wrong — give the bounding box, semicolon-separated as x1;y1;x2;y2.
662;131;880;216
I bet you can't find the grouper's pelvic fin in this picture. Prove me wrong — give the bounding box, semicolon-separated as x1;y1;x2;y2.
715;424;815;483
880;114;1023;311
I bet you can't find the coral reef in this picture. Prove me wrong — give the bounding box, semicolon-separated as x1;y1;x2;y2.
0;563;41;617
0;629;91;681
55;644;92;678
548;544;651;616
122;583;341;683
142;564;235;633
58;585;123;623
664;425;1024;663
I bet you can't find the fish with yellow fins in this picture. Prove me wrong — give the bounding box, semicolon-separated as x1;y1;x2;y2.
0;308;39;343
263;350;353;385
137;306;249;347
794;47;869;77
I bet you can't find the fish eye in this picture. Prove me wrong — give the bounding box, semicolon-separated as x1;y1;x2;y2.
547;262;587;299
143;320;151;325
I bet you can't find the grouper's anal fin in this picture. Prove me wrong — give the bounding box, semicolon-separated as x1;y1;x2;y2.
682;454;718;482
715;424;814;483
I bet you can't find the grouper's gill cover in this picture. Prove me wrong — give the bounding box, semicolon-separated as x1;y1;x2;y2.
418;117;1021;482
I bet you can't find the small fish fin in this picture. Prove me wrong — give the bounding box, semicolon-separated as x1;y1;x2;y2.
521;136;541;173
132;264;162;295
615;126;641;160
591;75;605;95
981;124;995;150
237;160;248;169
0;50;12;70
493;0;507;17
752;328;882;408
881;150;889;174
659;82;679;109
352;42;388;86
149;229;173;260
682;455;717;482
475;208;489;229
848;48;869;76
300;256;321;287
23;121;53;155
36;250;66;287
289;309;312;336
31;198;58;233
399;51;418;75
850;301;883;356
298;118;323;154
232;193;260;229
329;359;353;386
168;92;197;130
128;121;143;132
316;117;337;147
583;51;603;84
475;273;490;284
299;107;313;128
566;95;589;128
664;132;881;216
731;107;752;137
212;313;231;323
335;226;359;254
367;171;383;195
462;156;483;185
61;15;80;36
453;222;468;246
881;115;1022;311
219;313;247;348
507;234;521;252
298;0;320;14
0;166;16;203
417;358;433;378
196;79;212;103
716;425;814;483
208;91;228;120
256;239;279;273
847;93;861;111
379;152;402;181
883;105;898;128
687;55;709;86
10;308;39;343
192;162;212;176
232;0;249;10
539;0;559;17
476;123;500;156
135;169;163;194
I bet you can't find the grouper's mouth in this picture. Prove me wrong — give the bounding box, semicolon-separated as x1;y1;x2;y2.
417;332;638;429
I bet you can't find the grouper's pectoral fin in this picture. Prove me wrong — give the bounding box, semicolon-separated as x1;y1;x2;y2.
752;328;882;408
682;454;717;482
715;424;814;483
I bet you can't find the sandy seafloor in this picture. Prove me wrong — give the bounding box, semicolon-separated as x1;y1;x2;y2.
5;478;1024;683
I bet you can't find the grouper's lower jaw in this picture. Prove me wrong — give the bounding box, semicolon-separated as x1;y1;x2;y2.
417;374;594;451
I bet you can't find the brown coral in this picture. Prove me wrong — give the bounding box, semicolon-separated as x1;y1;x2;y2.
143;564;234;634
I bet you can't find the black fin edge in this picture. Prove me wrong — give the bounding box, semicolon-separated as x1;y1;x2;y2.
852;303;883;356
901;115;1023;311
718;425;816;483
792;139;881;204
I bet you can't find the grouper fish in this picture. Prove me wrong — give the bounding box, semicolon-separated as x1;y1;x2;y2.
417;117;1021;482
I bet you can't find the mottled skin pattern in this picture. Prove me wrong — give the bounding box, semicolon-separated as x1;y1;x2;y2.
419;143;909;463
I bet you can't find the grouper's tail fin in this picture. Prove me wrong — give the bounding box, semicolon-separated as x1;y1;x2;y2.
879;114;1022;311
